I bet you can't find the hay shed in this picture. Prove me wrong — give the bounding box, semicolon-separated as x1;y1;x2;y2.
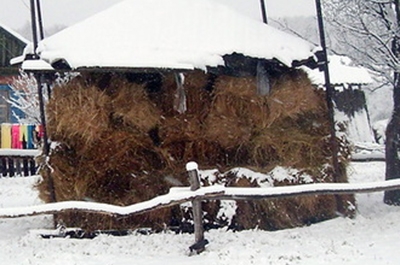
24;0;354;232
304;55;380;160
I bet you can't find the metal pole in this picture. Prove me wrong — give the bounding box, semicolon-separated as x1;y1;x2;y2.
35;0;45;40
260;0;268;24
315;0;342;207
29;0;39;55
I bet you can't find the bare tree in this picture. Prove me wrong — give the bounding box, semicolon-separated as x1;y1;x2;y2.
325;0;400;205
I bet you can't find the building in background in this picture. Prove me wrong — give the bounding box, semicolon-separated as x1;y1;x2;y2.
0;22;28;123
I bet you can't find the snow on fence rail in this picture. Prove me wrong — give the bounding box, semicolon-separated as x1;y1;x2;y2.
0;149;40;177
1;161;400;254
2;178;400;219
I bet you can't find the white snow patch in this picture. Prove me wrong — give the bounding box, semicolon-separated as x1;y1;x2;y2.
186;162;198;172
305;55;373;86
35;0;317;71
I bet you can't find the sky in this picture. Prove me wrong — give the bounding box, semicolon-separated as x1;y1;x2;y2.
0;0;317;33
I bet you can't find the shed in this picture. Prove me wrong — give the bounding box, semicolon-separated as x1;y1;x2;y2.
304;55;383;160
24;0;354;232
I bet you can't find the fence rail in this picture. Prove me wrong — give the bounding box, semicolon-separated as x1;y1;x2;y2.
0;149;40;177
1;161;399;254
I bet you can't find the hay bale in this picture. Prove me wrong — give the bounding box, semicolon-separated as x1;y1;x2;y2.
46;77;111;144
155;70;211;116
266;70;324;126
197;165;346;231
109;79;161;133
40;68;354;232
204;75;268;148
250;113;331;169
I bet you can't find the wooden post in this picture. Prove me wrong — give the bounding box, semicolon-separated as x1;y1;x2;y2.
186;162;208;254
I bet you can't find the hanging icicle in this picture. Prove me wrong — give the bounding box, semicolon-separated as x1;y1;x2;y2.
256;61;271;96
174;72;187;114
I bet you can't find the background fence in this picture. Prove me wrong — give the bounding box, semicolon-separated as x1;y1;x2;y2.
0;149;40;177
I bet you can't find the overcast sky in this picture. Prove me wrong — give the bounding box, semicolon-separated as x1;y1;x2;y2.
0;0;317;32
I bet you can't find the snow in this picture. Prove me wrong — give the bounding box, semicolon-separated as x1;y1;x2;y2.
0;148;40;157
0;21;29;45
305;55;373;86
1;162;400;264
35;0;318;71
186;161;198;172
335;108;376;144
3;177;400;218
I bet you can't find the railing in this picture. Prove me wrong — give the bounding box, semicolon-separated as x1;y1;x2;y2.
1;161;400;254
0;149;40;177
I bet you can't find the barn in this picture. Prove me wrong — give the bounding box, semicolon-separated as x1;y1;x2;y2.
21;0;354;232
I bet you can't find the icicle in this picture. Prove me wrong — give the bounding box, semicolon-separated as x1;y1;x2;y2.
256;61;271;96
174;72;187;114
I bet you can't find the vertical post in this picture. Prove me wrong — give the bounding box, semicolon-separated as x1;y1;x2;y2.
8;158;14;177
315;0;339;175
35;0;45;40
259;0;268;24
29;0;39;56
186;162;208;254
37;75;56;203
315;0;344;212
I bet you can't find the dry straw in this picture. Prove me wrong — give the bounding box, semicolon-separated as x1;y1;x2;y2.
46;77;110;144
40;69;353;232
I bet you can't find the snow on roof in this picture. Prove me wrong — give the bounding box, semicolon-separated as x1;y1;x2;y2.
36;0;319;71
0;21;29;45
305;55;373;86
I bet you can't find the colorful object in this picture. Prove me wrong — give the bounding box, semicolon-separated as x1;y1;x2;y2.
1;123;38;149
1;123;11;148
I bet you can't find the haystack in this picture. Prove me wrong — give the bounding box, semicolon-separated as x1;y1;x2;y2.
38;69;354;232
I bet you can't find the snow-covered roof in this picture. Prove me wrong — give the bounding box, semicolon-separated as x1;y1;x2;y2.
305;55;373;86
0;21;29;45
35;0;319;71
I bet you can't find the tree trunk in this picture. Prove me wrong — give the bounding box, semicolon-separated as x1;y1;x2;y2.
384;72;400;205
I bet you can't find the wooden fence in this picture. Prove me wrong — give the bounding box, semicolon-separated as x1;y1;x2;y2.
0;149;40;177
1;161;399;254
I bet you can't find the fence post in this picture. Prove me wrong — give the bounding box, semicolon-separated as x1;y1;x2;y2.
186;161;208;254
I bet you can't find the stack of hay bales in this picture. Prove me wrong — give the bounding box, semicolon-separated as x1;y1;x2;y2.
38;69;353;232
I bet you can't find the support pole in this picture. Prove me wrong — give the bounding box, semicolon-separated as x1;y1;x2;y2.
187;162;208;255
37;74;56;204
315;0;344;212
29;0;39;55
259;0;268;24
35;0;45;40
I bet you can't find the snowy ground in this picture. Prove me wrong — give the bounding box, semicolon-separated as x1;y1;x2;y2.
0;161;398;265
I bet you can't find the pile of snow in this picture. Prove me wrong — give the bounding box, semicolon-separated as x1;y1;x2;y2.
35;0;318;71
305;55;373;86
1;162;400;264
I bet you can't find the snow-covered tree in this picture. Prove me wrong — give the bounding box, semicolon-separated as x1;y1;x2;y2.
8;70;44;124
324;0;400;205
